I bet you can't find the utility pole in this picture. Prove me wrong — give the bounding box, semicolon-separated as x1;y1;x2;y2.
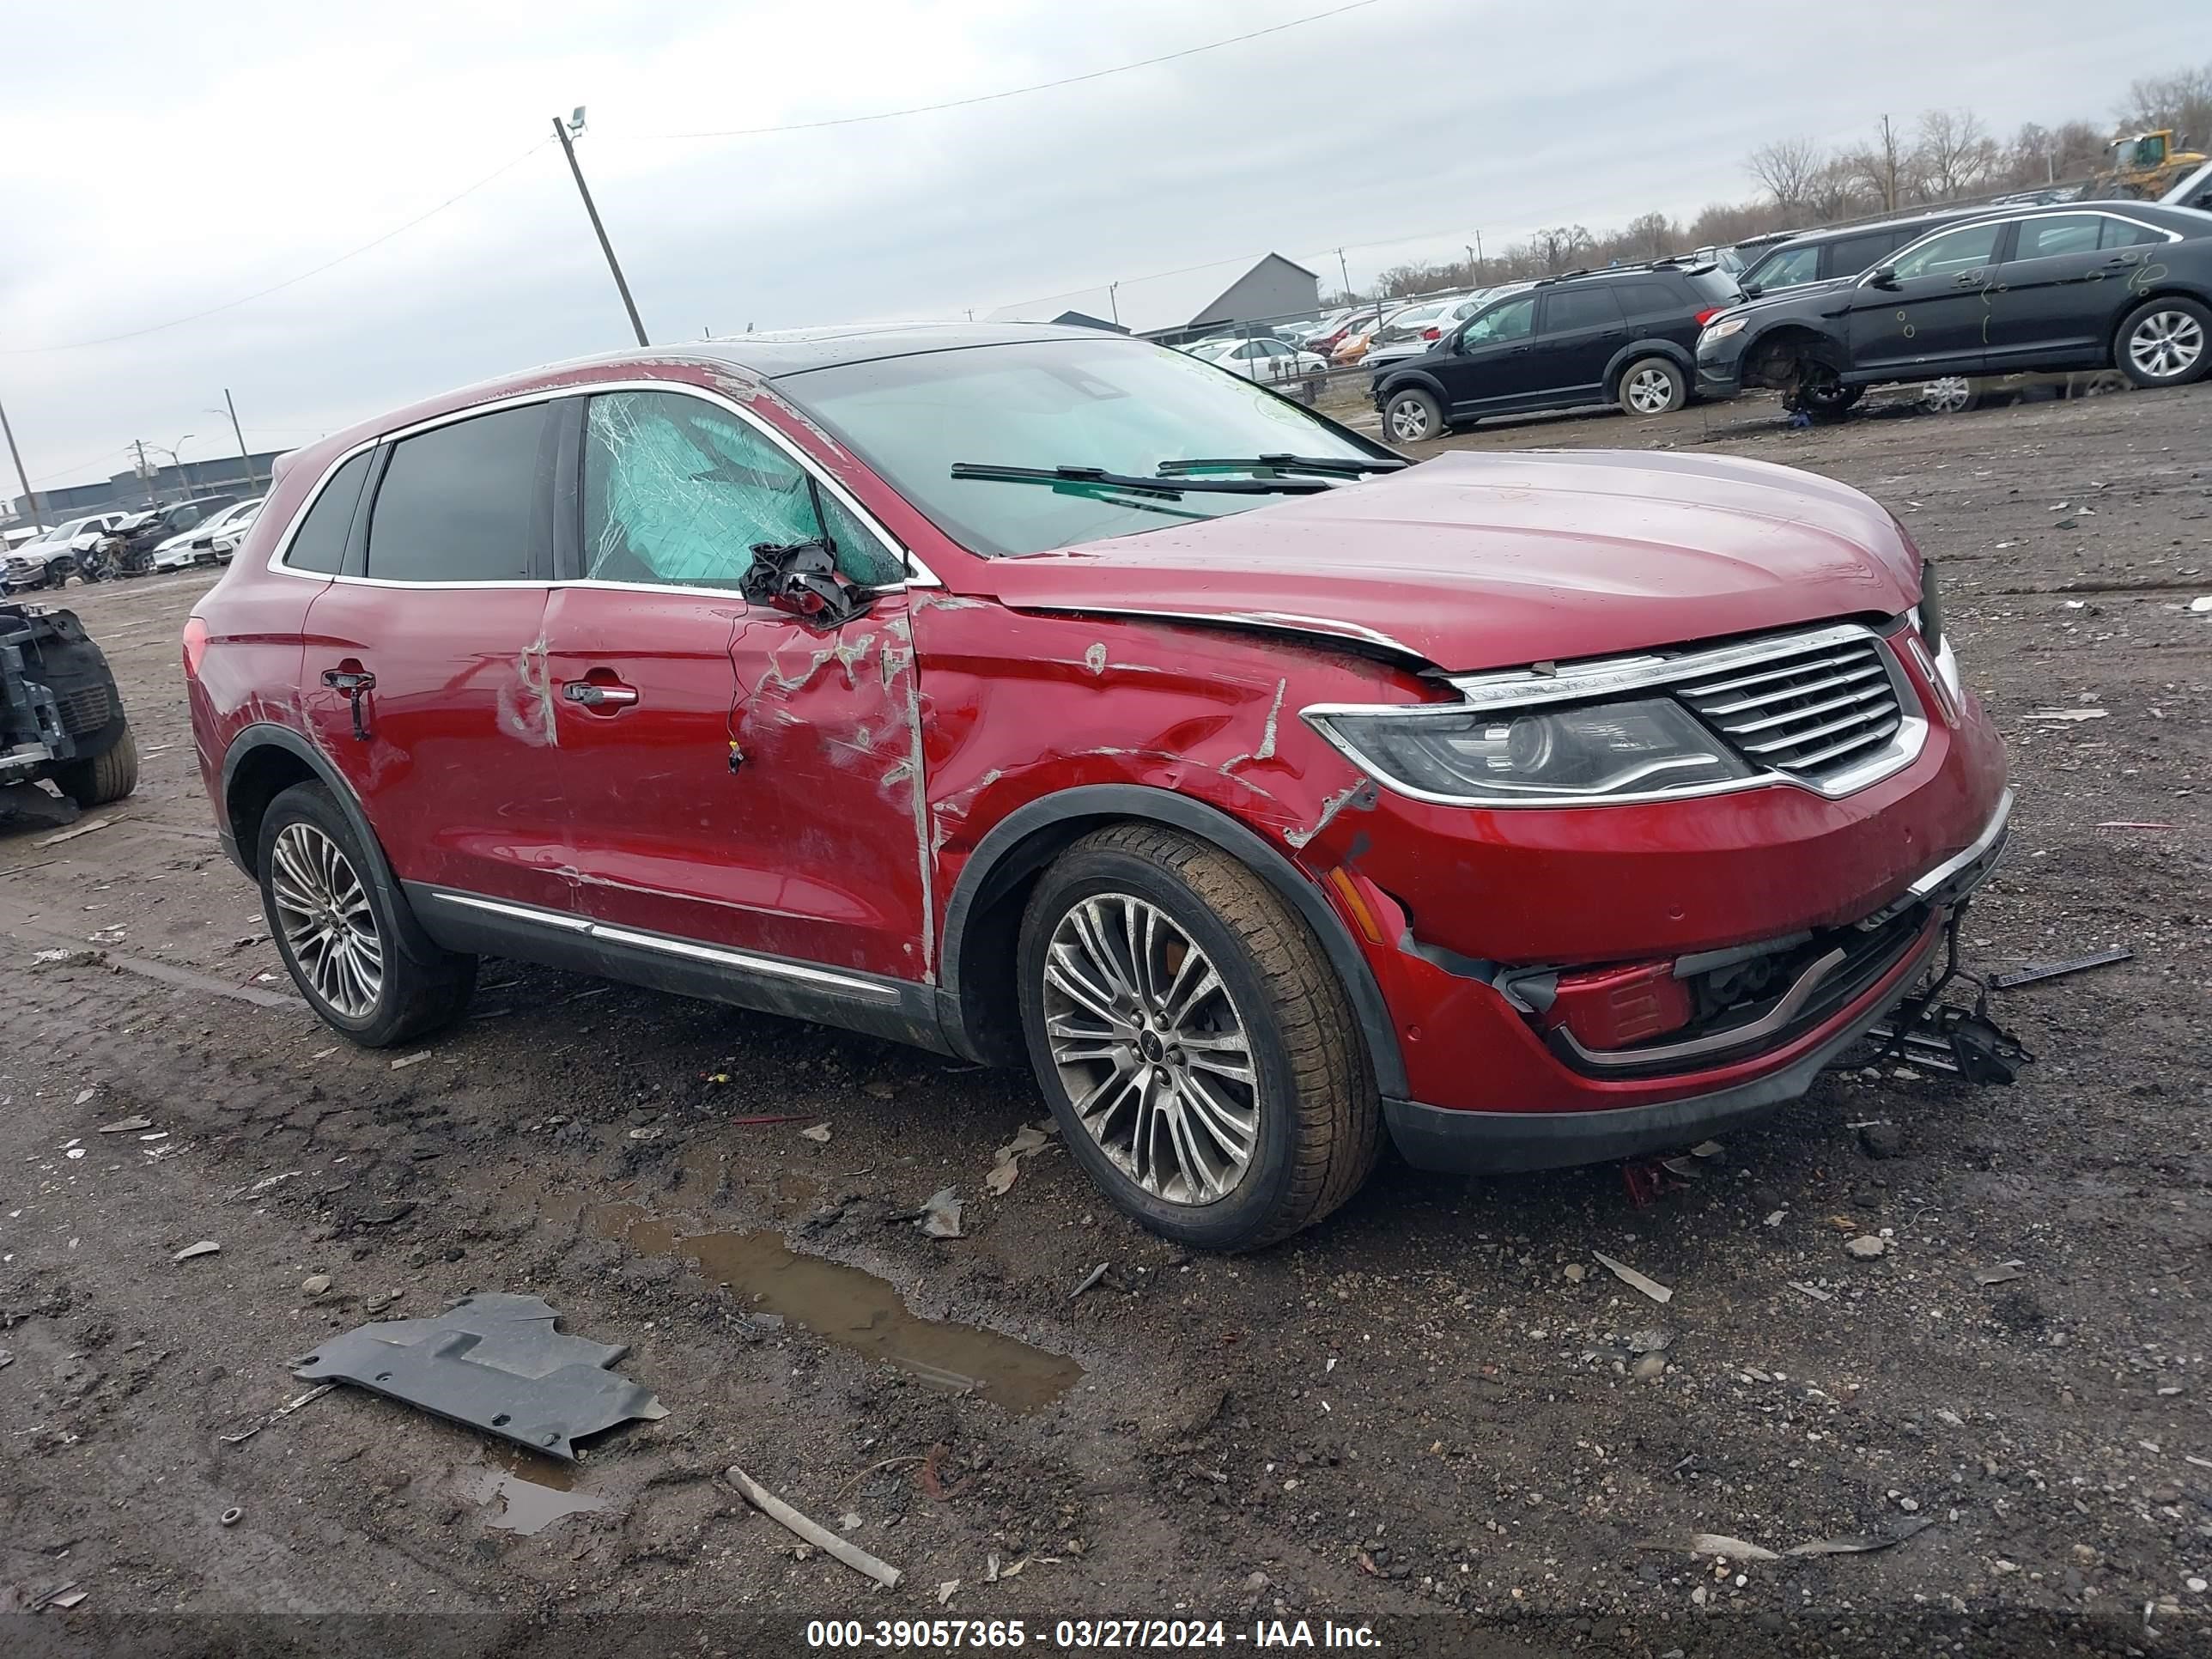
223;389;258;489
552;109;648;347
134;440;155;504
1474;230;1485;283
1334;246;1353;305
1109;282;1121;327
0;391;40;531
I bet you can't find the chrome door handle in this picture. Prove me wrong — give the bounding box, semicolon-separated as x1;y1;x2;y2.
562;681;639;708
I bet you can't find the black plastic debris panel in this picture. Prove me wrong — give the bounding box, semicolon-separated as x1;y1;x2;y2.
291;1293;666;1461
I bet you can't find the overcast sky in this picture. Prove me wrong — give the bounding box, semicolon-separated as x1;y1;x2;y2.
0;0;2177;501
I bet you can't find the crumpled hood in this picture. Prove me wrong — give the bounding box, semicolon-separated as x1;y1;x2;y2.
967;448;1922;672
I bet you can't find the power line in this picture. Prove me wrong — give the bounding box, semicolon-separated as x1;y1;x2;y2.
1;139;551;356
641;0;1388;140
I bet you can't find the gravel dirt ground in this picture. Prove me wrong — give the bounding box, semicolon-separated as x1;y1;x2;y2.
0;384;2206;1658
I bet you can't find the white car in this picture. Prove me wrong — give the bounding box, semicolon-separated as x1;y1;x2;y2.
1190;336;1328;397
3;514;125;591
1360;291;1516;369
152;497;264;571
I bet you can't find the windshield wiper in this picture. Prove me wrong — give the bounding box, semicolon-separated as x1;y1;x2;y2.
950;462;1332;497
1155;453;1408;478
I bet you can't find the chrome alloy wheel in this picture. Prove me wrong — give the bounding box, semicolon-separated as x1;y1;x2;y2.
1625;366;1676;413
1387;397;1433;442
2129;308;2204;380
269;822;383;1018
1041;893;1258;1206
1919;375;1974;414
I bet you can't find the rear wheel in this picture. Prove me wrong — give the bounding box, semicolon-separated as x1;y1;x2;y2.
2117;298;2209;387
1017;824;1378;1251
1618;356;1686;416
53;727;138;808
1919;376;1981;415
1383;386;1444;444
256;781;476;1047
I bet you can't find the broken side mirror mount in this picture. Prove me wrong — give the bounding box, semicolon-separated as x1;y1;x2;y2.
741;539;877;630
1867;266;1899;289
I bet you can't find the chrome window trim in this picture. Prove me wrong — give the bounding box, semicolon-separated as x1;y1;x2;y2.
266;377;939;592
1861;209;2184;288
429;890;900;1000
1301;621;1929;809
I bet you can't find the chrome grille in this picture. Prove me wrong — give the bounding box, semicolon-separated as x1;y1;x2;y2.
1674;635;1903;781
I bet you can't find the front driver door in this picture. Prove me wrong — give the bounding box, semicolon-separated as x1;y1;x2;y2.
538;385;927;981
1436;293;1540;417
1847;219;2011;378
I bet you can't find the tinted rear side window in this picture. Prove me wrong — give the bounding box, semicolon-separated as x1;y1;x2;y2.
1824;234;1898;276
1543;287;1623;332
283;453;373;574
2102;217;2167;248
366;404;552;583
1612;279;1686;319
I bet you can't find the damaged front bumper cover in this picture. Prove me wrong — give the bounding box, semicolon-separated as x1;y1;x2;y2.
1385;790;2023;1174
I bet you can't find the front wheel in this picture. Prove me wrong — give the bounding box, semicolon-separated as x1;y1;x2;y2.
2117;297;2210;387
256;781;476;1047
1619;356;1686;416
1017;824;1379;1251
1382;386;1444;444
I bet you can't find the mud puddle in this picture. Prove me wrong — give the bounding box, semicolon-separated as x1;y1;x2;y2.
543;1189;1082;1413
465;1446;608;1534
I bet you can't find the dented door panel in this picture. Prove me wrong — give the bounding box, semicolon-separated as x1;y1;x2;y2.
296;582;568;907
540;585;931;981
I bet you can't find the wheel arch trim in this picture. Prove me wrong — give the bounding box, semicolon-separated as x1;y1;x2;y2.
218;721;447;967
939;783;1408;1097
1605;339;1694;394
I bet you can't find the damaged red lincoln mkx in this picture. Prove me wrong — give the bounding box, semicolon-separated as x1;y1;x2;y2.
184;324;2012;1249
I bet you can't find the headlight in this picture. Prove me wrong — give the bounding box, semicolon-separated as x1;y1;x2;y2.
1308;696;1754;806
1701;316;1747;343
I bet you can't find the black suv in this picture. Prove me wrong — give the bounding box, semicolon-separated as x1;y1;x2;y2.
1372;262;1743;442
1736;210;1982;298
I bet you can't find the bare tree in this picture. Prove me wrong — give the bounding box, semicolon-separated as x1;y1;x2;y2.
1914;107;2000;200
1530;225;1594;273
2119;62;2212;149
1805;158;1865;222
1622;211;1676;260
1840;114;1912;213
1747;137;1824;212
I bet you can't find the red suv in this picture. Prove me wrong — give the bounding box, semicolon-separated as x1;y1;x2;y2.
184;325;2008;1250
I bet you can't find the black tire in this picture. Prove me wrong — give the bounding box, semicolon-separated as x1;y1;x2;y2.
1382;386;1444;445
2115;296;2211;388
53;726;138;808
1016;823;1379;1251
1617;356;1686;416
255;781;476;1047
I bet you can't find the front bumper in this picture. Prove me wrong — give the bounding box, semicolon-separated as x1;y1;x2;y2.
1378;787;2012;1173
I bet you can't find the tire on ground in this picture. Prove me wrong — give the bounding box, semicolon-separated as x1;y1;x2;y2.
2115;296;2211;388
54;726;138;808
256;780;477;1048
1016;823;1380;1252
1617;356;1686;416
1382;386;1444;445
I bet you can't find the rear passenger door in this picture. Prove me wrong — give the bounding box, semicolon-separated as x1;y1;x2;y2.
1534;284;1627;404
1988;212;2171;367
538;385;928;982
296;398;570;914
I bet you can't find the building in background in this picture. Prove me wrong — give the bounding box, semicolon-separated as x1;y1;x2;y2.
991;253;1322;344
7;447;292;527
